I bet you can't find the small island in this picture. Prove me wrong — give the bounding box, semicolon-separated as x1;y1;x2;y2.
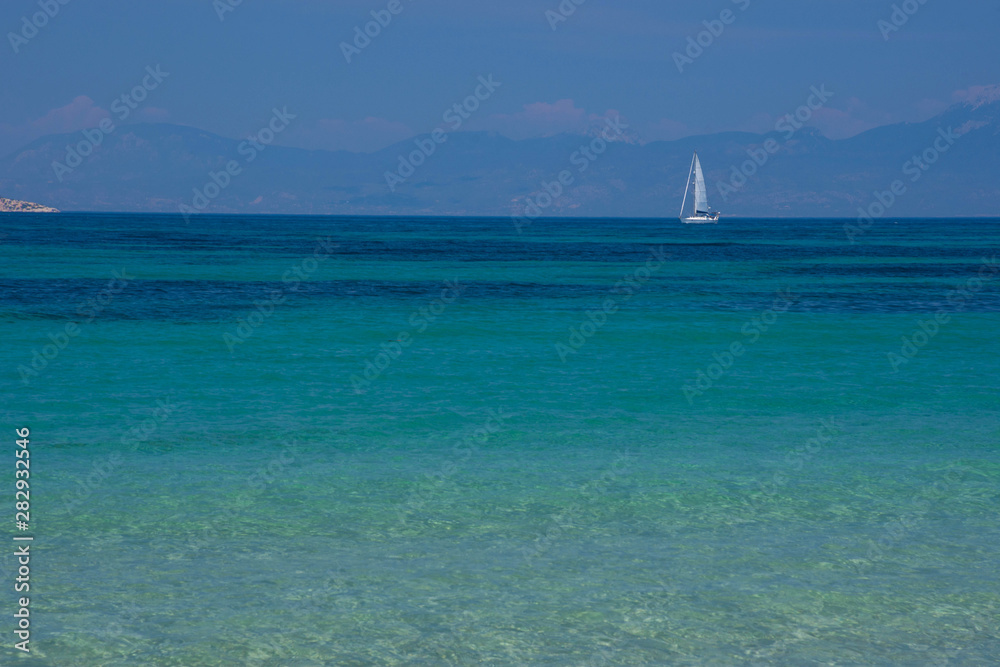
0;197;59;213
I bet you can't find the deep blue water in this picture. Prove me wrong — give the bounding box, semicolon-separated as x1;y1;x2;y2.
2;214;999;665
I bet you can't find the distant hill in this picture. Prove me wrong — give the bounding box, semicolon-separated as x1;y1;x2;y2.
1;89;998;218
0;197;58;213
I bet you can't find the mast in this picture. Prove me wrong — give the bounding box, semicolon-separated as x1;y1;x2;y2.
679;152;696;220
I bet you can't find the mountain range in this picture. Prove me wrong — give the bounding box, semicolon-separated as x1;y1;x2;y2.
2;88;998;218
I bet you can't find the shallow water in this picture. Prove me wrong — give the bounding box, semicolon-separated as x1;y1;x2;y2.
2;214;999;665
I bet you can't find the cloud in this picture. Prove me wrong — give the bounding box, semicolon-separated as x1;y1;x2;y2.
884;84;1000;128
803;85;1000;139
799;97;892;140
0;96;113;156
0;96;177;156
28;96;111;135
806;109;877;140
952;84;1000;109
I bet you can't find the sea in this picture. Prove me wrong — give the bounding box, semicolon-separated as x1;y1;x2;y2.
1;213;998;665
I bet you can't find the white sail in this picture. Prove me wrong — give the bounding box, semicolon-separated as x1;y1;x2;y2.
692;153;709;214
678;151;719;223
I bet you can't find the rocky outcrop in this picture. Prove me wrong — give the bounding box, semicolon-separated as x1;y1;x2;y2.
0;198;59;212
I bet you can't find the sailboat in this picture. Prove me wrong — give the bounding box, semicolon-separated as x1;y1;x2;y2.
679;151;720;224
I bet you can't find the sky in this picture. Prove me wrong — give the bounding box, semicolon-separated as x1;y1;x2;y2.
1;0;999;157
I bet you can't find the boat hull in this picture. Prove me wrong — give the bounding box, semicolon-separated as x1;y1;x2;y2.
682;215;720;224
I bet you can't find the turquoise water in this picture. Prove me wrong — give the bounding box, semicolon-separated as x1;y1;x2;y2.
2;214;999;665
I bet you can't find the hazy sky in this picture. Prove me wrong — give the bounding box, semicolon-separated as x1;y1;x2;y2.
2;0;999;156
